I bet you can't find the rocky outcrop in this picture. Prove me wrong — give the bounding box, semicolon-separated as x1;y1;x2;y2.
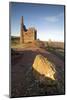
32;54;57;85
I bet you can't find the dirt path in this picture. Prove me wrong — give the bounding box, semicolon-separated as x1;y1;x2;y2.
13;47;64;69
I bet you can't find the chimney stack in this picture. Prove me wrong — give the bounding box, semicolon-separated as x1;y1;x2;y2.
20;16;24;43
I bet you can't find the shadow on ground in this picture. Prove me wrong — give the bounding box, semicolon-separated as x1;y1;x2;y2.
10;49;65;98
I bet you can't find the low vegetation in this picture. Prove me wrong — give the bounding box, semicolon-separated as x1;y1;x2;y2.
11;36;64;61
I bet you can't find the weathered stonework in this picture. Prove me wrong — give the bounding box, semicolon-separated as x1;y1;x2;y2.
20;16;37;44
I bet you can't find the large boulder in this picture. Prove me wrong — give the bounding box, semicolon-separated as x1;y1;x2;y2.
32;54;57;85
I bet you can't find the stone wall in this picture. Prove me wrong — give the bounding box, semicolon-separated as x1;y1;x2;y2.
20;16;37;44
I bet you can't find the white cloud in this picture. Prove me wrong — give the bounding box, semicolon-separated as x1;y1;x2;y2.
45;16;58;22
44;13;63;22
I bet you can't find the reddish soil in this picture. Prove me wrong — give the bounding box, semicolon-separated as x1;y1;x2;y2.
11;47;65;97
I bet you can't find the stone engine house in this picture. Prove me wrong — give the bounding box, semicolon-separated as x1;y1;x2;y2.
20;16;37;43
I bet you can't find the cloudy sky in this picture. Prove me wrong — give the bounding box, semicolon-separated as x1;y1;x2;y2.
10;2;65;42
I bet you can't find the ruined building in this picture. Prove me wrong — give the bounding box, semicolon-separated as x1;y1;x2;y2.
20;16;37;43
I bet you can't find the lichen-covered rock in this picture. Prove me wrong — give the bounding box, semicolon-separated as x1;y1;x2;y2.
32;54;57;85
